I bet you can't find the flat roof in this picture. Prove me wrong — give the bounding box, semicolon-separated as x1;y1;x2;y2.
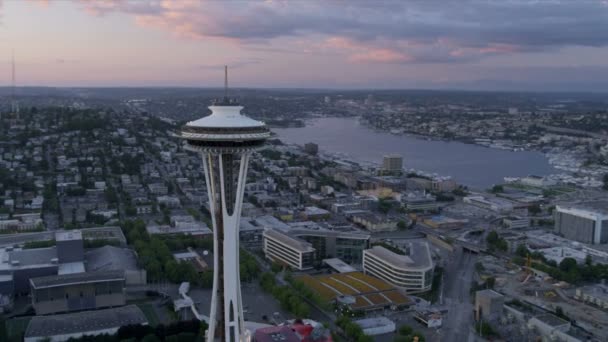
323;258;357;273
533;313;569;327
25;305;147;338
55;230;82;242
365;242;433;270
254;325;300;342
85;246;139;272
30;270;124;289
264;229;315;253
476;289;504;299
0;247;57;271
556;201;608;217
354;317;395;329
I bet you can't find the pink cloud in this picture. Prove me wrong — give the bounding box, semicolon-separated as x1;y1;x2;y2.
350;49;413;63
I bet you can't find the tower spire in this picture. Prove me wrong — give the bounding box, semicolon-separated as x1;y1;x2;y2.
224;65;228;100
10;50;19;118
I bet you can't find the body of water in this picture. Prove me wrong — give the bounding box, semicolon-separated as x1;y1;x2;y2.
272;117;558;189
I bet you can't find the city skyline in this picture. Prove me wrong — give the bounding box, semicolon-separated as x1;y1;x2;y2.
0;1;608;90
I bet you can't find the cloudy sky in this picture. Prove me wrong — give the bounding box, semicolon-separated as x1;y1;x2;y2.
1;0;608;90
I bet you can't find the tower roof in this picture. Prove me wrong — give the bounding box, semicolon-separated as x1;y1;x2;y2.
185;105;265;129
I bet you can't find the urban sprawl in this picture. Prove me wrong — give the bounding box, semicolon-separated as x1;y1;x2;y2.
0;89;607;342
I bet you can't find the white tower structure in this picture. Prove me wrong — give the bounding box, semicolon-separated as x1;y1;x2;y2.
179;67;270;341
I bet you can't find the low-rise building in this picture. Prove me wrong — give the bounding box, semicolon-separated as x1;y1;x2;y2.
30;270;126;315
474;289;504;321
362;242;434;293
463;195;514;213
414;310;442;328
574;285;608;310
24;305;148;342
351;212;397;232
503;216;530;229
354;317;396;336
423;215;468;229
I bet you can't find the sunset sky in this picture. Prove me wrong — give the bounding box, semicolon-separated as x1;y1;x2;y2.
1;0;608;89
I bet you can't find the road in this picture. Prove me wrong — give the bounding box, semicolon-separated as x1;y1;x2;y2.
440;247;478;342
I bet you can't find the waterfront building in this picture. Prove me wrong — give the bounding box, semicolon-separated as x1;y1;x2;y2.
179;69;270;340
362;243;434;293
382;154;403;172
554;202;608;244
304;142;318;155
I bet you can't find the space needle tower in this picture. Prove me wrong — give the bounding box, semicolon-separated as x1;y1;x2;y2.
180;67;270;341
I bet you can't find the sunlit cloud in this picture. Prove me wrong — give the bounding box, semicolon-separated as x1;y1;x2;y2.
60;0;608;65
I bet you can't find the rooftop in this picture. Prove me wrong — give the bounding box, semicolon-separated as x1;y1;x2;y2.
264;229;315;253
254;325;300;342
85;246;139;272
185;105;266;129
323;258;357;273
365;242;433;270
476;289;504;299
0;246;57;271
556;201;608;216
30;270;124;289
55;230;82;242
25;305;147;338
354;317;395;329
533;313;570;327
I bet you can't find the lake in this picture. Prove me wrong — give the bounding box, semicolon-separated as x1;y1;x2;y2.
272;117;557;189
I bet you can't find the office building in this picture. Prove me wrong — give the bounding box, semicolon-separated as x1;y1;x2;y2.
363;242;434;293
554;202;608;244
382;154;403;172
289;223;370;265
179;67;270;341
263;229;315;270
30;270;125;315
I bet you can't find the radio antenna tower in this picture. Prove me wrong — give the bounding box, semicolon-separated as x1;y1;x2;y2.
11;50;19;119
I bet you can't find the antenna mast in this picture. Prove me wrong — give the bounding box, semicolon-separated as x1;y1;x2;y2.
224;65;228;100
11;50;19;117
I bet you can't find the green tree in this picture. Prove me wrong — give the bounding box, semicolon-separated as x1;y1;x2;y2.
397;220;407;230
515;244;529;257
491;185;504;193
528;204;542;215
398;325;413;336
559;258;578;273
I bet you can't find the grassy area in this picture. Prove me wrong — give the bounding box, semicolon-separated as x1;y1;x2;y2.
137;303;161;327
5;316;32;341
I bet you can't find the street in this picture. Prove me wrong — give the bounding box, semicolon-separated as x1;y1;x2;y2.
440;247;478;342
